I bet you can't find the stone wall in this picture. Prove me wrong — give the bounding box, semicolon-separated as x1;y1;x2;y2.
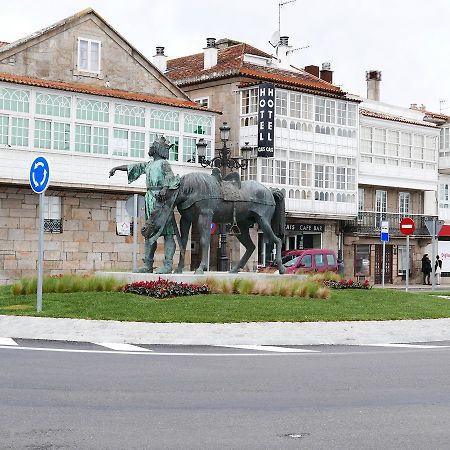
0;185;188;284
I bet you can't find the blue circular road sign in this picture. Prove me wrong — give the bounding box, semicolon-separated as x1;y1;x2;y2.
29;156;50;193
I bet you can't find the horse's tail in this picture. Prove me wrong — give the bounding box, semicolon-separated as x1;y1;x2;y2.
271;189;286;239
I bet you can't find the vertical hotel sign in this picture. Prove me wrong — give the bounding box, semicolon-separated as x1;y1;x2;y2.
257;82;275;157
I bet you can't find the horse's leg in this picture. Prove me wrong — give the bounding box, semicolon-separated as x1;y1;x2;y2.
257;216;286;275
175;216;191;273
195;212;213;274
230;224;255;273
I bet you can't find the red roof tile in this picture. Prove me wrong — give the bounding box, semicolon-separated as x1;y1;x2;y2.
0;72;220;113
361;108;436;128
0;42;8;47
167;42;345;96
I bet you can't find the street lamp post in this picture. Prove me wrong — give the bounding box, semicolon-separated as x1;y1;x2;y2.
196;122;252;271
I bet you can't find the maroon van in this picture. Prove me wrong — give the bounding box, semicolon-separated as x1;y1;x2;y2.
282;249;338;274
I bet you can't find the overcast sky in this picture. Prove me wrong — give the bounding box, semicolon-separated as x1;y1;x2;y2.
2;0;450;113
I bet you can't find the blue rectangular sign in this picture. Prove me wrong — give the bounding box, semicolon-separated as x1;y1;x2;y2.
381;232;389;242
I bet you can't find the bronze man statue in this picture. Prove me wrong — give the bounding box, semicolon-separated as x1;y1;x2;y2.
109;136;180;273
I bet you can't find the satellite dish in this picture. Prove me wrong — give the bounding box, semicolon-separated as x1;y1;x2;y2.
269;31;280;48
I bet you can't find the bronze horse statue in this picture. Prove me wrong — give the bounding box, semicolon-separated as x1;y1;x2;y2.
141;170;286;274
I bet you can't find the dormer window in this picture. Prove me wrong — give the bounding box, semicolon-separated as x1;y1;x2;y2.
78;38;101;73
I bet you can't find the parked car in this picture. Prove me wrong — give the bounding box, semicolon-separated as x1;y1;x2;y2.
282;249;338;274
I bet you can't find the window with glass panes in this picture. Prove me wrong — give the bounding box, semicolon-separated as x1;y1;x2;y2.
242;158;257;181
275;90;287;116
290;93;301;118
0;87;29;113
337;102;347;125
114;104;145;127
78;38;101;73
184;114;212;135
358;188;365;211
261;158;274;183
399;192;410;216
76;98;109;122
150;109;179;132
302;95;313;120
182;137;197;163
275;160;287;184
75;124;108;154
35;93;71;118
440;128;450;152
0;115;29;147
440;184;450;208
241;88;258;115
376;190;387;217
35;120;69;151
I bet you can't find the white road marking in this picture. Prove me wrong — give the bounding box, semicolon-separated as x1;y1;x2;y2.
0;345;318;356
366;343;450;349
93;342;152;352
0;338;18;346
215;345;319;353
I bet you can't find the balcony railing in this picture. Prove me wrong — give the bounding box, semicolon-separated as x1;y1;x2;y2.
344;211;437;237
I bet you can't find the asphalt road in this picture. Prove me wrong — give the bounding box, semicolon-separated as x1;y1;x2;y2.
1;342;450;449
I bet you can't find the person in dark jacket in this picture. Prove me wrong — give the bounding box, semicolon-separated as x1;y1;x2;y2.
421;254;432;285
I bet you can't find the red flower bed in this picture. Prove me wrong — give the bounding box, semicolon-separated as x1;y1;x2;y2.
123;278;210;298
323;279;371;289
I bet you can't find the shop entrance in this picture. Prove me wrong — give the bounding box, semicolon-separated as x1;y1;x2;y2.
374;244;393;284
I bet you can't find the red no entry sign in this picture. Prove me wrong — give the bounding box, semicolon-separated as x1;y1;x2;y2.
400;217;415;235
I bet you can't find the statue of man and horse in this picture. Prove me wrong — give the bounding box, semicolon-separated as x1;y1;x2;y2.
109;136;286;275
141;166;287;275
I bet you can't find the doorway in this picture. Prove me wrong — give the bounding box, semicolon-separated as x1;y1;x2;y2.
375;244;393;284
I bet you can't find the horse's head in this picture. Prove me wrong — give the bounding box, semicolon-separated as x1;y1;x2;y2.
141;200;173;241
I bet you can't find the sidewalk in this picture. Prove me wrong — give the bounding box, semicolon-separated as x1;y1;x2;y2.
2;314;450;346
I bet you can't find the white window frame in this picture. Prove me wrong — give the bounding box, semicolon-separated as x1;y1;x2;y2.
399;192;410;217
194;97;209;108
77;38;102;74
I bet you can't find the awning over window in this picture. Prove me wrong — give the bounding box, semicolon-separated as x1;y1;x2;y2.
438;225;450;237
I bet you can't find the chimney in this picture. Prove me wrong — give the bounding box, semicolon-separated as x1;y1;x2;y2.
277;36;291;69
320;62;333;83
304;65;320;78
366;70;382;101
204;38;218;70
153;46;167;73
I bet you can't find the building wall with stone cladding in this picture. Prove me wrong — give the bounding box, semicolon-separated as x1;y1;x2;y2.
0;185;188;284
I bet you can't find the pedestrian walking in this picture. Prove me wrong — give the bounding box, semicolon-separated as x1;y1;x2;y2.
435;255;442;285
421;254;432;285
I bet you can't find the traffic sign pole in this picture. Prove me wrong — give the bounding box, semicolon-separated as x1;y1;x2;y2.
382;241;386;288
406;235;410;292
399;217;415;292
37;192;44;312
431;220;436;292
30;156;50;313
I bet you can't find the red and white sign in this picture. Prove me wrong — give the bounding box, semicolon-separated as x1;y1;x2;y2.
399;217;415;235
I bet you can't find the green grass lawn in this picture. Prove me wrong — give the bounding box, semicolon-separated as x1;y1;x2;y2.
1;285;450;323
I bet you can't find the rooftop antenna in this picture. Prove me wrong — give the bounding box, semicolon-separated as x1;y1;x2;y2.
278;0;297;36
269;0;297;49
440;99;447;113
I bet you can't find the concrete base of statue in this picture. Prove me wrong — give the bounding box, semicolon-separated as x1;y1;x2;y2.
96;271;306;284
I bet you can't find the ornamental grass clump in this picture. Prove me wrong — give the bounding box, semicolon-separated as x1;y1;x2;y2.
11;274;122;295
123;278;209;298
202;276;330;299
